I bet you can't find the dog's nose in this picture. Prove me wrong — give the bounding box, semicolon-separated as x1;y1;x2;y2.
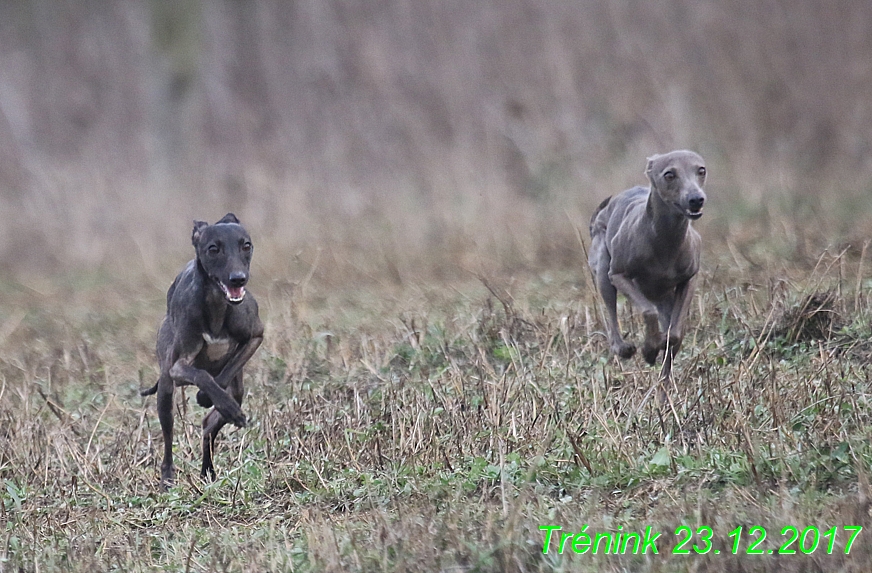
688;195;705;212
228;271;248;287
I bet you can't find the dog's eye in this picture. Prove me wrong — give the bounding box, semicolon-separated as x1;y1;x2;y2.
208;244;220;255
242;242;252;253
698;167;706;177
663;170;676;181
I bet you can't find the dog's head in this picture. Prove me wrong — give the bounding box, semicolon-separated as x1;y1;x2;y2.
646;150;707;220
192;213;253;305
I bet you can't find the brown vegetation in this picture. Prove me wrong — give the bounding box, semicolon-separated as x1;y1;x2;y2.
0;0;871;280
2;246;872;571
2;2;872;571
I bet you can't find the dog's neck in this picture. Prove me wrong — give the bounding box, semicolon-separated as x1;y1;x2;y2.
196;258;230;335
646;186;691;248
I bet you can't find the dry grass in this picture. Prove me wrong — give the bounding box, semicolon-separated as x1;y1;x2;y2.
4;0;872;278
3;2;872;570
2;230;872;572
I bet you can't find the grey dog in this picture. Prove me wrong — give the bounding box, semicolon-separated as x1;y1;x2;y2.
141;213;264;488
588;150;706;379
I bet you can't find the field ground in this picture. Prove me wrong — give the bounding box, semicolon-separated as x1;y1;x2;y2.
2;237;872;572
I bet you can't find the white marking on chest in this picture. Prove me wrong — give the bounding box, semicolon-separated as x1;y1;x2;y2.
202;332;232;361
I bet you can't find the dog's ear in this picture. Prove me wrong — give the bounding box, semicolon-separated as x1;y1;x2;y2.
192;220;209;246
217;213;240;225
645;155;659;186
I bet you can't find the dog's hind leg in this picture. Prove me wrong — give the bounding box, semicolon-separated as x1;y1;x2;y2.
156;373;176;489
201;372;245;480
201;409;223;481
595;258;636;359
608;272;662;363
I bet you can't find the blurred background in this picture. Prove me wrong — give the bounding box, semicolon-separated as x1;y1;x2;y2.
1;0;870;284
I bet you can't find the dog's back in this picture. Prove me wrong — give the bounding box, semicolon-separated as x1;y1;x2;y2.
588;186;649;280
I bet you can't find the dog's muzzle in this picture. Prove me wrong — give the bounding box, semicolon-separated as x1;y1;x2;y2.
683;194;705;220
215;272;248;304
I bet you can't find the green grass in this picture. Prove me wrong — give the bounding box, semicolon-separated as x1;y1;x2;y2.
2;245;872;572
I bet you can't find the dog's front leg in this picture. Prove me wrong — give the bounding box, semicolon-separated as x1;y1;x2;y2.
196;334;263;407
659;277;697;380
666;277;696;352
214;334;263;389
169;357;247;427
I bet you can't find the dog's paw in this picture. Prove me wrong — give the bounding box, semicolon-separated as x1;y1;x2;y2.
613;342;636;360
664;335;683;353
642;343;661;365
196;390;213;408
225;408;247;428
201;463;217;481
210;393;247;427
160;464;176;491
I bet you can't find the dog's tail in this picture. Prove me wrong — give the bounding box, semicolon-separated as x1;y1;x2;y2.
140;382;158;396
589;195;612;238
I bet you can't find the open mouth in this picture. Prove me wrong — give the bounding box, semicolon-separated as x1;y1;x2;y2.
217;280;246;304
674;202;704;220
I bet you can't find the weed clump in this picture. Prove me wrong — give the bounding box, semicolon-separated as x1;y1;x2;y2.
774;291;841;343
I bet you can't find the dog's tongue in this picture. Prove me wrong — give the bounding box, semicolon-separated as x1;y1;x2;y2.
228;286;245;300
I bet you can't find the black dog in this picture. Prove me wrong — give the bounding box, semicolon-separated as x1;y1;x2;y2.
141;213;264;488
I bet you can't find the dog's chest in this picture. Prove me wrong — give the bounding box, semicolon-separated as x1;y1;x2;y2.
201;332;236;362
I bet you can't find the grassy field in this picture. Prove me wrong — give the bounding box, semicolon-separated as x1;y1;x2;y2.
3;1;872;570
2;230;872;572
